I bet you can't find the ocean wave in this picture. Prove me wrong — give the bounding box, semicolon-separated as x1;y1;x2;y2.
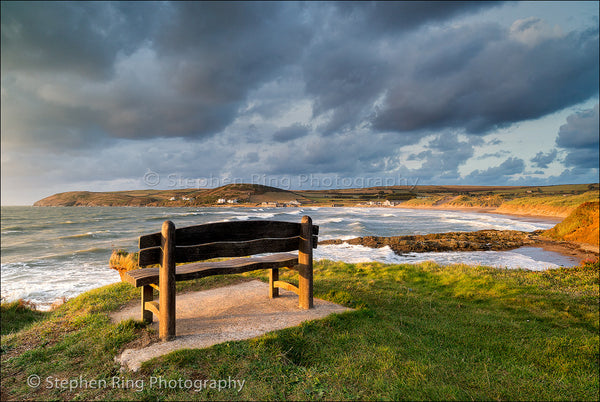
34;247;110;262
316;244;575;270
1;261;120;310
58;230;111;240
170;211;206;217
316;244;401;264
318;217;345;224
234;213;277;220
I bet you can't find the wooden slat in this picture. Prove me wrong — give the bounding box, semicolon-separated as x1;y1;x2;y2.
312;235;318;248
140;220;312;248
273;280;300;295
174;236;300;263
138;246;161;267
124;253;298;287
123;267;159;287
144;301;160;316
140;235;313;267
139;232;161;249
149;283;159;291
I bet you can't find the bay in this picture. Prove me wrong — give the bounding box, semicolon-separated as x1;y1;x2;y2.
1;206;576;309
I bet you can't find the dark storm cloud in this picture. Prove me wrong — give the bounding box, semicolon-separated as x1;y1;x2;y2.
556;104;599;149
272;124;310;142
155;2;309;102
5;1;596;149
407;134;475;180
466;157;526;181
301;2;504;134
530;149;558;169
1;1;312;145
0;1;159;80
555;104;599;169
2;1;599;203
372;27;599;135
562;149;600;170
334;1;501;35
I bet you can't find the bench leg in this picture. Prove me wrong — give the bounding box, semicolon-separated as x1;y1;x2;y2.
269;268;279;298
141;285;153;323
299;216;314;309
298;264;313;309
160;220;177;341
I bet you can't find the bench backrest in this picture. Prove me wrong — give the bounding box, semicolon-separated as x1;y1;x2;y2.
138;219;319;267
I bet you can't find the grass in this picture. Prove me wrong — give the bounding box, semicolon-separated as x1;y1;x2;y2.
544;201;600;246
501;191;599;209
447;194;505;207
1;300;50;336
34;183;599;208
400;196;444;206
1;260;598;401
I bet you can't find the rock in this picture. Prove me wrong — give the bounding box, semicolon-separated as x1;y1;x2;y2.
320;230;534;255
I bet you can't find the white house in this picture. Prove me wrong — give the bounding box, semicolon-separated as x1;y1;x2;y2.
217;198;227;204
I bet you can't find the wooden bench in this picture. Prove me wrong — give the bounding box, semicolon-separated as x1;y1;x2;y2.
122;216;318;341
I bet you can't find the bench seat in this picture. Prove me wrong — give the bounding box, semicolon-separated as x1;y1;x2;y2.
123;252;298;287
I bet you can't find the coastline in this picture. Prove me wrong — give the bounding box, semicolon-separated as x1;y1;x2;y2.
29;203;565;222
394;204;564;222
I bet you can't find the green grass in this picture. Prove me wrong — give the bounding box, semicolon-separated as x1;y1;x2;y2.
502;191;599;208
1;261;598;401
400;196;444;206
448;194;505;207
544;201;599;246
1;300;50;336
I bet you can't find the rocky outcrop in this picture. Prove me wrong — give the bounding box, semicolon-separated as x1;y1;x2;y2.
320;229;537;253
320;229;599;262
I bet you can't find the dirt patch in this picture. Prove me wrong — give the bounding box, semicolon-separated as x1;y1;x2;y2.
111;280;351;371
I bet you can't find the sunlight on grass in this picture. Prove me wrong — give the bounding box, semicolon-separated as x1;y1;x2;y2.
1;260;598;401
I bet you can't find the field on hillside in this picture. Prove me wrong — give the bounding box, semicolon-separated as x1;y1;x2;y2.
32;183;599;208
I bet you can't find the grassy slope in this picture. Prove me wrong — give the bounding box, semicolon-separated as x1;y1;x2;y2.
32;183;599;209
544;201;600;247
495;191;599;217
402;190;599;218
32;184;310;207
2;261;598;401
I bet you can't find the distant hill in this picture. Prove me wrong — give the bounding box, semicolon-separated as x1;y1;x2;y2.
33;184;309;207
33;183;599;211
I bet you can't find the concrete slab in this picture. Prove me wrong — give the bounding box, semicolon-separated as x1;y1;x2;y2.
112;280;351;371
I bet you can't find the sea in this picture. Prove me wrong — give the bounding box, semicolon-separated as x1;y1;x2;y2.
1;206;579;310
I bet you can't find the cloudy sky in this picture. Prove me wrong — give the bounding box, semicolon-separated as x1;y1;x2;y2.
1;1;598;205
